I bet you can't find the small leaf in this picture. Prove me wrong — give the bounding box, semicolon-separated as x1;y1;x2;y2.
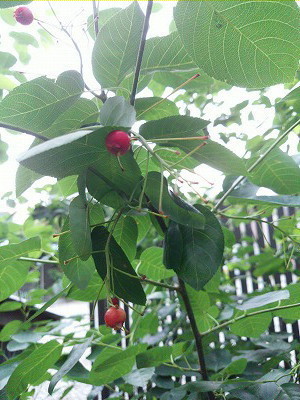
136;247;174;281
230;313;272;338
0;321;22;342
146;171;205;230
48;335;94;395
69;196;92;261
6;340;62;400
236;290;290;311
59;219;95;290
100;96;135;128
91;226;146;305
135;97;179;121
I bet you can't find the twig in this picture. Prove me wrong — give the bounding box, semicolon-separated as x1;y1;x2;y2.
130;0;153;106
201;301;300;336
19;257;59;264
0;123;48;141
92;0;99;36
178;278;216;400
213;118;300;211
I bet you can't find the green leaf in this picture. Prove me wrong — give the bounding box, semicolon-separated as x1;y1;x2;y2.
69;196;92;261
0;302;22;312
140;115;209;143
9;32;38;47
273;283;300;320
0;321;22;342
40;98;99;139
276;383;300;400
48;335;94;395
0;237;41;301
0;74;17;91
141;32;196;75
145;172;205;230
133;313;159;339
136;247;174;281
56;176;78;198
179;139;247;176
174;1;300;88
163;221;183;273
66;272;106;302
0;52;17;69
247;147;300;195
228;180;300;206
90;344;146;386
91;226;146;305
135;97;179;121
216;358;247;379
89;203;105;226
18;127;142;200
92;2;144;88
177;205;224;290
59;219;95;290
111;216;137;262
86;168;125;209
6;340;62;400
87;8;122;40
230;313;272;337
236;290;290;311
100;96;135;128
0;71;84;133
136;347;172;368
0;1;31;8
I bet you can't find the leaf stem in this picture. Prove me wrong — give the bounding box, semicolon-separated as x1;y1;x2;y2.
130;0;153;106
213;118;300;211
19;257;59;264
112;266;180;291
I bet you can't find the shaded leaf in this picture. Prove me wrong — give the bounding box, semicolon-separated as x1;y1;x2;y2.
145;171;205;230
177;205;224;290
69;196;92;261
91;226;146;305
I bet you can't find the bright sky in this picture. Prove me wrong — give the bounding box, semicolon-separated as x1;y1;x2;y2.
0;1;295;222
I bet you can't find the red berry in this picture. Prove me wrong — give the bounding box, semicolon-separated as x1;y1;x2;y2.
14;7;34;25
105;130;131;156
111;297;119;306
104;306;126;330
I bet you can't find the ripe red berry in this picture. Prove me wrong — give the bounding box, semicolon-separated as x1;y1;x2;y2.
14;7;34;25
104;306;126;330
105;130;131;156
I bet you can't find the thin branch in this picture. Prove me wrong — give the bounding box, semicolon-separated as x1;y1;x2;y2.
48;1;105;102
19;257;59;264
219;212;300;244
0;123;48;141
178;278;216;400
130;0;153;106
201;301;300;337
213;118;300;211
92;0;99;36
